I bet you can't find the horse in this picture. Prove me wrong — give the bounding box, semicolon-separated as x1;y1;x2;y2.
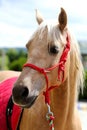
0;70;21;82
1;8;84;130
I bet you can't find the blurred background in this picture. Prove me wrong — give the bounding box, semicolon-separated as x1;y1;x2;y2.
0;0;87;129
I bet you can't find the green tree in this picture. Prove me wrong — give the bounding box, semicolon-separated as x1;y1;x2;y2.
6;48;27;71
9;56;27;71
6;49;19;62
0;49;9;70
17;50;27;58
79;71;87;101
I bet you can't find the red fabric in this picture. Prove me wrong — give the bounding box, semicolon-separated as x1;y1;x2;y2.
23;35;70;105
0;77;21;130
11;105;21;130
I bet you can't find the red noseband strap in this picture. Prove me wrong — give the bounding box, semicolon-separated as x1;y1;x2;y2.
23;35;70;105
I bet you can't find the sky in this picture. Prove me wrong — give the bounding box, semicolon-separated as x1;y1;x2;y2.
0;0;87;47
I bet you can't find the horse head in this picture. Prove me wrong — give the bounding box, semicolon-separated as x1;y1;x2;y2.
12;8;70;108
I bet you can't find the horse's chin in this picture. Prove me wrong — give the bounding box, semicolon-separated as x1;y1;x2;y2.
12;96;38;108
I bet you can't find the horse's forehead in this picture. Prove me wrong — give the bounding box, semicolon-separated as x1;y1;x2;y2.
33;23;60;41
27;23;64;49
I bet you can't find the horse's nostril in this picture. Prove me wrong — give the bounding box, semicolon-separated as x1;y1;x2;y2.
21;87;29;97
12;85;29;100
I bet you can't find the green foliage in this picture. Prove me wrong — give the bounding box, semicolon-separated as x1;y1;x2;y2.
6;49;27;71
79;71;87;101
0;49;2;56
0;49;9;70
9;57;26;71
0;48;27;71
6;49;19;62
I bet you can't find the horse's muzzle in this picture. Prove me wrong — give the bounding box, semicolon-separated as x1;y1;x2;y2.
12;85;37;108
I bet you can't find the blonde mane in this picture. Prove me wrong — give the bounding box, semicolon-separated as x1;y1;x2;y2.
69;32;84;95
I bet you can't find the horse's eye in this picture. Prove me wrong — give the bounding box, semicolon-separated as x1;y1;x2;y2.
49;45;59;54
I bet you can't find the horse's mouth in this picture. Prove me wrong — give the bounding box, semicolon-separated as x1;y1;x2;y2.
12;96;38;108
22;96;38;108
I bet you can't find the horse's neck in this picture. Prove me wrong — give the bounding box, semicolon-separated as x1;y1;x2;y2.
20;78;77;130
50;78;69;129
51;71;77;129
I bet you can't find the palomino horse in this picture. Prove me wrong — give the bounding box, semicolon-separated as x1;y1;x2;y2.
1;8;84;130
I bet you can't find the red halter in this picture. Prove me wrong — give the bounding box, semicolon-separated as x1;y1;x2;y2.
23;35;70;105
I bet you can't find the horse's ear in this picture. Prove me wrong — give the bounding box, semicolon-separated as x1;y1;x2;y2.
58;8;67;32
35;9;44;25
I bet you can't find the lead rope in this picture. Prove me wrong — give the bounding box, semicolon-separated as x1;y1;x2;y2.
46;104;55;130
43;84;58;130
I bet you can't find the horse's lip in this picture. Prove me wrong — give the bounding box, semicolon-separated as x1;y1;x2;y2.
13;96;38;108
22;96;38;108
